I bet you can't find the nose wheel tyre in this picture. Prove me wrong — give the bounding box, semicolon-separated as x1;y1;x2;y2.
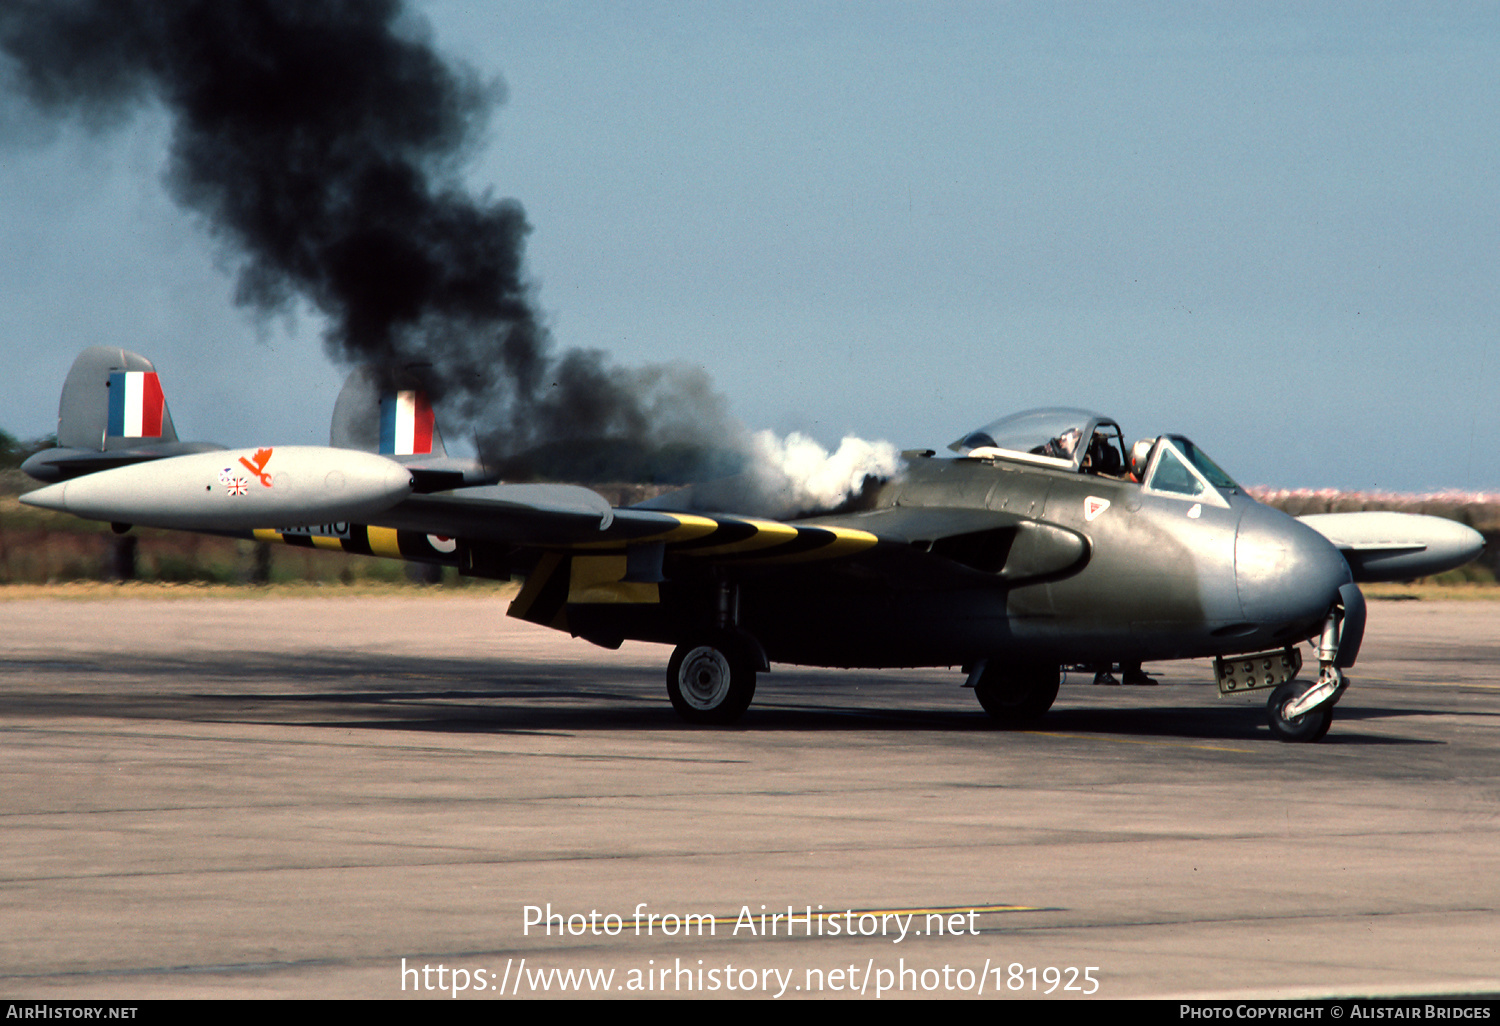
667;638;757;724
974;662;1060;726
1267;681;1333;742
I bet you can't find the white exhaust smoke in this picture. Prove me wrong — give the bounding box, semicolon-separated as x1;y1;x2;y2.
745;430;903;517
633;428;905;518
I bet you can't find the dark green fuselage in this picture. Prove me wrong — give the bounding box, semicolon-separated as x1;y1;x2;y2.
699;455;1348;669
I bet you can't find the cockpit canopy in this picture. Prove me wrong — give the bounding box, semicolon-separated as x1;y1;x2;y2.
949;408;1126;474
949;408;1239;499
1142;435;1239;497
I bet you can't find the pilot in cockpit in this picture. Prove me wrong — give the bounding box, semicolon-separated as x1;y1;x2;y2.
1032;426;1082;461
1080;430;1125;477
1127;439;1155;482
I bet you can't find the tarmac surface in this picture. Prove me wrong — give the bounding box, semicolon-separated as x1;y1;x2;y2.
1;592;1497;1000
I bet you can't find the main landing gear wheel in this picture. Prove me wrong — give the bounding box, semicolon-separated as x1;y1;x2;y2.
667;638;757;725
974;662;1060;726
1267;680;1333;743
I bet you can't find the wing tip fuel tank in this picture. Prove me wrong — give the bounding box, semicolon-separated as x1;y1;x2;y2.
20;446;413;531
1299;511;1486;583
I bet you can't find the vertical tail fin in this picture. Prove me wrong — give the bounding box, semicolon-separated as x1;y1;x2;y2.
59;347;179;451
331;365;447;458
25;347;221;483
329;365;495;491
378;388;444;456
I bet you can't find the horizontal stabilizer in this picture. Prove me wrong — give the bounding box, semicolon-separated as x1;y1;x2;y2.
21;441;227;483
374;484;617;542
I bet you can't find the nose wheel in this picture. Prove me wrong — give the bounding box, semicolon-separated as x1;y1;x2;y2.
1266;591;1361;742
1267;672;1340;742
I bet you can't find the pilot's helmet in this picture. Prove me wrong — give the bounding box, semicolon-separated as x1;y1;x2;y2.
1129;438;1156;480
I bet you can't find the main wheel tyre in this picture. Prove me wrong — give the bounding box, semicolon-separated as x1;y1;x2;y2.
1267;681;1333;743
974;662;1060;726
667;639;757;724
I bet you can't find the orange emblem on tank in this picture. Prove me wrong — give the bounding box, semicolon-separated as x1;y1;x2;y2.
238;448;274;487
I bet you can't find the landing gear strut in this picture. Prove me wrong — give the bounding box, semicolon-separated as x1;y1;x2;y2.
667;579;759;724
1266;585;1362;742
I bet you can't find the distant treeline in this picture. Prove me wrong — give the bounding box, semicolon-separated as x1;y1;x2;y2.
0;429;55;470
1249;487;1500;532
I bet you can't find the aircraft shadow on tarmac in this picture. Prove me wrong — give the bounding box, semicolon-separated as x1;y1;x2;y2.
0;650;1441;746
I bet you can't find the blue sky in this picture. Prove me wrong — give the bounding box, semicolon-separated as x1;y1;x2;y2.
1;2;1496;491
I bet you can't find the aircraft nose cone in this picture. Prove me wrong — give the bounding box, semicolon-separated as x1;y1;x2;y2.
1236;503;1351;628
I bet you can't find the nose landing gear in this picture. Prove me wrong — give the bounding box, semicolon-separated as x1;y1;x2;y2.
1266;583;1364;742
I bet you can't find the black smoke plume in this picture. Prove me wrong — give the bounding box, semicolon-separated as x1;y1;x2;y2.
0;0;731;477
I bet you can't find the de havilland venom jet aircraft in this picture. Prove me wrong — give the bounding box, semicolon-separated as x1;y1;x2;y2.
20;348;1486;742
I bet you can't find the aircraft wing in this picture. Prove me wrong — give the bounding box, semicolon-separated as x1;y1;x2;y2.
363;486;894;561
237;484;1091;615
358;487;1088;577
286;486;1088;642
